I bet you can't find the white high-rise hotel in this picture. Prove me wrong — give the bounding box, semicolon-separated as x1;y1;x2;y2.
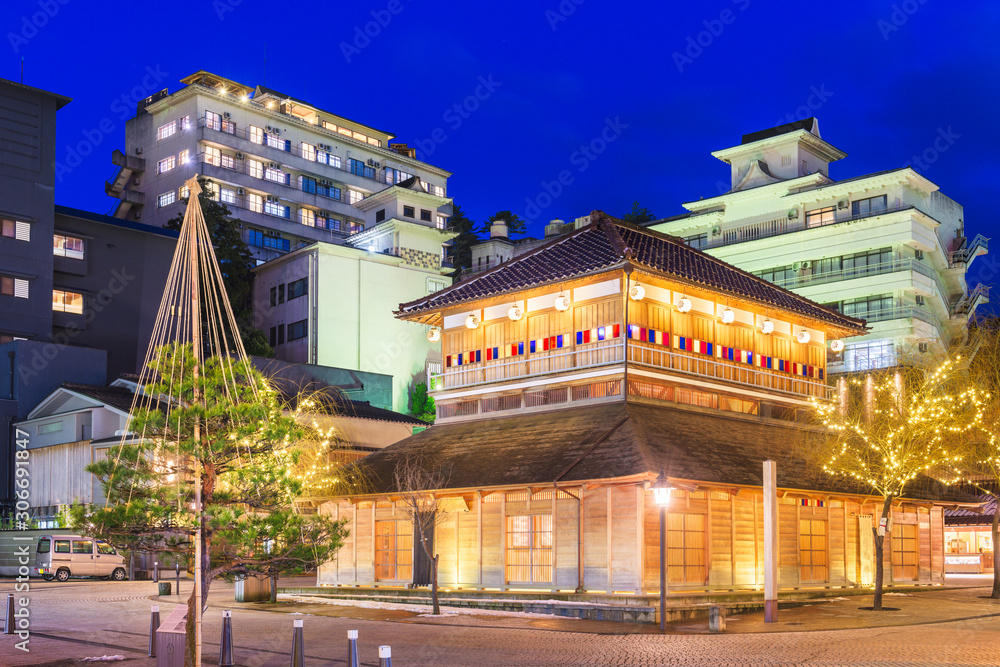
106;70;452;263
650;118;988;372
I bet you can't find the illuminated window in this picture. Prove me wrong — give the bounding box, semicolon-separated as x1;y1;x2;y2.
300;142;316;161
299;208;315;227
506;515;552;584
805;206;835;228
348;190;363;206
157;191;176;208
220;188;236;205
220;154;235;170
2;218;31;241
317;151;342;169
385;168;412;185
247;193;263;213
249;125;264;144
247;160;263;179
179;185;190;199
436;215;447;230
204;146;221;167
264;166;288;184
264;200;288;218
156;120;176;140
266;133;286;150
422;182;445;197
665;513;706;585
892;523;918;581
53;234;84;260
799;519;828;583
375;520;413;581
205;111;222;131
181;115;190;130
179;149;190;164
1;276;29;299
157;155;176;174
52;289;84;314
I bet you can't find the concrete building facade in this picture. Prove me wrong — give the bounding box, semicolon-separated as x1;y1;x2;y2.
648;118;988;373
106;70;453;263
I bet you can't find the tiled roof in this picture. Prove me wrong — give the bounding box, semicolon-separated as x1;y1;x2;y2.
62;383;161;414
398;212;866;332
351;402;975;504
945;495;997;525
742;118;818;145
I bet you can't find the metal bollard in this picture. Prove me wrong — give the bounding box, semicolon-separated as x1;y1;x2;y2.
379;645;393;667
153;561;159;583
176;563;181;597
219;610;234;666
347;630;359;667
4;593;14;635
148;605;160;657
290;619;305;667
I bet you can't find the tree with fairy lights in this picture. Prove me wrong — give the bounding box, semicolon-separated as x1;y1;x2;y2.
961;319;1000;599
814;357;985;611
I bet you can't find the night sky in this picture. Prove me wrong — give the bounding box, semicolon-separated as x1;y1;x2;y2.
6;0;999;266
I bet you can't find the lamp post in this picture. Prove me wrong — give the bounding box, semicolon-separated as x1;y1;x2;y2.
652;472;672;632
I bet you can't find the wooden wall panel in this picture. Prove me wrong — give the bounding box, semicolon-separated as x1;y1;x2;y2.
642;497;660;590
829;503;847;584
708;494;733;587
732;495;758;587
582;489;608;590
610;486;638;591
458;509;478;586
31;441;92;508
554;496;579;589
481;497;503;587
354;505;374;583
778;504;798;586
436;511;458;585
930;508;944;581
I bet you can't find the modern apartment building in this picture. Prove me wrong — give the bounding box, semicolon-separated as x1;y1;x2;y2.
106;70;453;263
649;118;988;373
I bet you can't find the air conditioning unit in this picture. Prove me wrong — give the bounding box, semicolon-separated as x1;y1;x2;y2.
914;249;924;260
235;152;244;160
710;225;721;237
800;260;811;270
787;209;799;220
320;179;330;186
323;144;332;151
315;143;324;150
319;210;328;217
266;125;274;132
135;147;143;155
133;211;142;219
236;188;245;196
837;200;848;209
133;177;140;186
268;162;279;169
918;342;929;353
236;222;243;229
267;196;277;203
272;128;281;136
915;295;926;305
223;112;232;119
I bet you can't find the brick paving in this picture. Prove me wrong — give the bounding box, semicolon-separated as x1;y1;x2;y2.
1;576;999;665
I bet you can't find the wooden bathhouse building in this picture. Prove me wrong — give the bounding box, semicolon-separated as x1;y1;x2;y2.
318;212;975;595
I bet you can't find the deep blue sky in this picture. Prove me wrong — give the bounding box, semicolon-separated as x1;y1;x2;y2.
6;0;999;261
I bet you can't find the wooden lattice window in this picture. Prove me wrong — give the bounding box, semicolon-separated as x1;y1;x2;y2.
666;513;706;584
799;519;828;583
506;514;553;584
892;523;918;581
374;520;413;582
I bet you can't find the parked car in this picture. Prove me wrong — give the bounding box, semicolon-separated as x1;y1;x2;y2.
35;535;127;582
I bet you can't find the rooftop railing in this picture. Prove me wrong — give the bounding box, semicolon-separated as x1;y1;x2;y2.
429;338;831;400
768;257;950;304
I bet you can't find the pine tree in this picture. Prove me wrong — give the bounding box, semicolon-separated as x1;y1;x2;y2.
621;201;656;225
445;204;479;277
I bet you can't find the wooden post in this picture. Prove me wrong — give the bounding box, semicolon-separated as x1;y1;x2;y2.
763;460;778;622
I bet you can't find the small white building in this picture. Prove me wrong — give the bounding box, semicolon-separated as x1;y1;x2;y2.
649;118;988;372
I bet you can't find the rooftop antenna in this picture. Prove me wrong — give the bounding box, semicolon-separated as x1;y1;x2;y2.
21;57;24;84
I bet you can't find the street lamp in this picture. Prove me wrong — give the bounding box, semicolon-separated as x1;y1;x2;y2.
652;471;673;632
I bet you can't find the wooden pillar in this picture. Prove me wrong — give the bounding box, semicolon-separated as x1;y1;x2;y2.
477;492;483;589
764;460;778;622
606;487;613;592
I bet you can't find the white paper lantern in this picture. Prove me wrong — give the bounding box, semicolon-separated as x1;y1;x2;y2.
508;305;523;321
796;330;811;344
830;339;844;352
629;284;645;301
426;328;441;342
465;314;480;329
761;319;774;334
554;294;571;311
721;308;735;324
677;297;692;313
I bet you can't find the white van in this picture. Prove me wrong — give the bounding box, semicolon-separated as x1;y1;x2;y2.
35;535;127;582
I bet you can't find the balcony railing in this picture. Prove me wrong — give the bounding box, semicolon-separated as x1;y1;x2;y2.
701;204;930;250
768;257;950;302
948;234;990;265
430;338;831;400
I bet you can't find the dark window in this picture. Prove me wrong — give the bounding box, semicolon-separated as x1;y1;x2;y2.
277;325;285;345
269;286;277;307
376;209;386;223
755;265;796;286
277;284;285;304
349;158;375;179
36;538;50;554
287;319;308;341
420;209;432;222
684;233;708;249
269;326;277;347
300;176;316;194
288;278;308;300
852;195;888;217
403;206;415;218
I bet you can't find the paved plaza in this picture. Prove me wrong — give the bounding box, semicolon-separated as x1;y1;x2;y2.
1;577;999;666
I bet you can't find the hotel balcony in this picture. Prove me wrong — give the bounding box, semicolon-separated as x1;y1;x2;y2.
430;337;831;406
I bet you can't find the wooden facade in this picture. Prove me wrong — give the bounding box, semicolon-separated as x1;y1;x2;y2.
318;484;946;591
